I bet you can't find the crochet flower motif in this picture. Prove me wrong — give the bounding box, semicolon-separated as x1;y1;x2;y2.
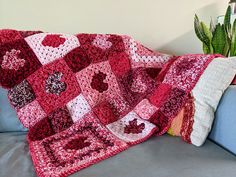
1;49;25;70
45;71;67;95
42;34;66;47
131;75;147;93
64;137;91;150
124;119;145;134
91;71;108;93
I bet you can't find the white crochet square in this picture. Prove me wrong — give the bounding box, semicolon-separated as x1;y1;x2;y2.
106;111;156;144
66;94;91;122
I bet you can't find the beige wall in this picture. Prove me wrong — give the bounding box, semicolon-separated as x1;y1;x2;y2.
0;0;228;55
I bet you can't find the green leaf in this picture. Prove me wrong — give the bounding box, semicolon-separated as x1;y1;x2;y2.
230;19;236;56
201;22;213;40
224;6;232;38
203;43;210;54
194;15;210;45
212;24;229;56
224;6;231;28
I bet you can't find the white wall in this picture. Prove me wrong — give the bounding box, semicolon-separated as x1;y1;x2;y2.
0;0;228;55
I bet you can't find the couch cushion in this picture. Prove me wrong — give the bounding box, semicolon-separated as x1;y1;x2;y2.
0;132;235;177
0;88;27;132
209;85;236;155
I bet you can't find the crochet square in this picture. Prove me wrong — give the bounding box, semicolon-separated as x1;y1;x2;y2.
118;68;155;107
66;94;91;122
109;52;131;76
76;61;120;107
25;33;80;65
17;100;46;128
122;36;171;69
149;83;172;108
0;39;42;88
47;107;73;133
64;47;91;73
8;80;36;109
93;101;118;125
27;59;80;114
29;113;128;177
106;111;157;144
134;99;158;120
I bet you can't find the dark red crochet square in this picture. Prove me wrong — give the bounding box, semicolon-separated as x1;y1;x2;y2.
93;102;118;125
47;107;73;133
109;52;131;76
64;47;91;73
8;80;36;109
149;83;172;108
0;39;42;88
27;59;80;114
28;117;54;141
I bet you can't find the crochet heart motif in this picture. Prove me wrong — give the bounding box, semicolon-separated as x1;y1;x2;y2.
1;49;25;70
42;34;66;47
131;75;147;93
45;71;67;95
124;119;145;134
91;71;108;93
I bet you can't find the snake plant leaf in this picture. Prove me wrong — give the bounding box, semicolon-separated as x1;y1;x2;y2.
194;14;212;53
212;24;229;56
230;19;236;56
194;15;210;45
224;6;232;38
201;22;213;40
203;43;210;54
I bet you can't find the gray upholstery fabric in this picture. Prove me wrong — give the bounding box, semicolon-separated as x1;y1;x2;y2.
0;88;27;132
0;132;235;177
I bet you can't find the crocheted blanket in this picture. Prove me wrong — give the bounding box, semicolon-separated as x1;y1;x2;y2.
0;30;219;177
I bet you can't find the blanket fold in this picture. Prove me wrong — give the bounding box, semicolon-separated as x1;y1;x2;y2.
0;29;221;177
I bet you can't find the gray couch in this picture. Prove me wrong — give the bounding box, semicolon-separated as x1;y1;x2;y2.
0;86;236;177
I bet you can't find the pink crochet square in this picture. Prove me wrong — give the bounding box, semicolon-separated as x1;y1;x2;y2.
122;36;171;69
27;59;80;114
76;61;120;107
106;111;157;145
17;100;46;128
134;99;157;120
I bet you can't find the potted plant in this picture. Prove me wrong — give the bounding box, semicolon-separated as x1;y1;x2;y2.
194;6;236;84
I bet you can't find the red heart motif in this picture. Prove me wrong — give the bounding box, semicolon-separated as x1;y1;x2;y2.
42;34;66;48
91;71;108;93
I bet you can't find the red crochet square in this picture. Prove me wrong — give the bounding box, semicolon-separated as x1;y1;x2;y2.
93;102;118;125
27;59;80;114
28;113;128;177
64;47;91;73
0;39;42;88
149;83;172;108
109;52;131;76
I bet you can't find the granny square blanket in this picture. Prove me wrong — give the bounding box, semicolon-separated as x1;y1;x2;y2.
0;29;221;177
